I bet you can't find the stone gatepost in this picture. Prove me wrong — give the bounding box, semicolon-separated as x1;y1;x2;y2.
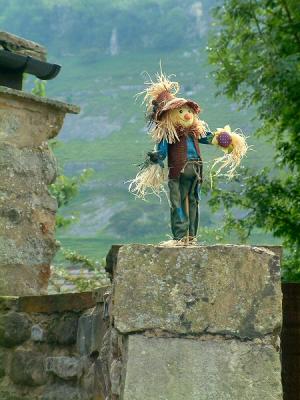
0;32;79;295
104;244;283;400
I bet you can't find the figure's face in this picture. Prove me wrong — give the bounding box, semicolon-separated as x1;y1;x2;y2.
169;106;195;128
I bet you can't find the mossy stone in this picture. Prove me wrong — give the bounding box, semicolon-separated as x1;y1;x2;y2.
0;311;31;347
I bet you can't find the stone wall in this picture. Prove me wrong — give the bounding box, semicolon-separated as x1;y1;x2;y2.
0;86;79;295
104;244;283;400
0;287;110;400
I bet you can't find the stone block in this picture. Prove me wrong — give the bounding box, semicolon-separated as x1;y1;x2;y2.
112;244;282;338
0;296;18;312
0;143;57;185
17;288;107;313
10;350;47;386
0;87;79;149
0;262;51;296
47;314;78;345
31;324;45;342
0;237;57;267
122;335;282;400
45;356;83;380
0;386;31;400
81;356;105;400
0;311;31;347
42;384;89;400
77;305;107;355
0;348;8;377
0;84;79;295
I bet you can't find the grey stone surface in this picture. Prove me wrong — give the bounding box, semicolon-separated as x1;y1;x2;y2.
42;384;89;400
0;82;78;295
10;350;47;386
0;386;31;400
122;335;282;400
0;348;7;377
0;291;109;399
0;86;80;117
110;359;122;396
81;357;101;399
31;324;44;342
113;244;282;338
47;314;78;345
0;144;57;185
77;305;106;355
0;311;31;347
0;237;58;266
0;263;52;296
45;356;83;380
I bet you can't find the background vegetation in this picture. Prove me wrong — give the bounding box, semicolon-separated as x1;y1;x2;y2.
2;0;293;279
208;0;300;280
0;0;213;54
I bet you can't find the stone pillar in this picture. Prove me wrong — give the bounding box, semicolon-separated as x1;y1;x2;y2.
0;86;79;295
105;244;283;400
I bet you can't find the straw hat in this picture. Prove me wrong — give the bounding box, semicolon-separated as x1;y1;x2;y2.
152;90;201;121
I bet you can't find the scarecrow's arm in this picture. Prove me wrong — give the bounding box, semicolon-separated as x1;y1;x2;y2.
156;139;168;159
150;132;215;165
157;132;215;152
199;131;214;145
146;139;167;168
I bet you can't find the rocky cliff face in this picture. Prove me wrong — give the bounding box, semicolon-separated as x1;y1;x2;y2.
104;244;283;400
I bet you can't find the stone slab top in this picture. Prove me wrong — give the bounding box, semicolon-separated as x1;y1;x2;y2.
0;85;80;114
0;31;46;61
106;243;283;277
112;244;282;338
0;286;110;313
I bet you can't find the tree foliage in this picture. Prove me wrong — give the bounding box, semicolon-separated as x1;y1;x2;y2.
208;0;300;280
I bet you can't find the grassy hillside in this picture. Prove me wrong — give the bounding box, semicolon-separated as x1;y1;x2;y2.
38;46;280;262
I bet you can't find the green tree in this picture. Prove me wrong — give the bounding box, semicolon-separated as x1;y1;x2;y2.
207;0;300;280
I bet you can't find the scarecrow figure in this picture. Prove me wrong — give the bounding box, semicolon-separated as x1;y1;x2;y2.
129;72;248;243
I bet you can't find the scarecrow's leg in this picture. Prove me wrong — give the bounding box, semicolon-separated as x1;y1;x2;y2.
168;177;189;240
185;195;190;243
188;178;200;238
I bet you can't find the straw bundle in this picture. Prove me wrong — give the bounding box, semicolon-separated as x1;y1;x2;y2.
128;162;167;200
211;125;249;179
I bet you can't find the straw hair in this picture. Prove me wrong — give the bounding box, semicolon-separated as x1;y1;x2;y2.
150;111;207;143
150;112;180;143
137;70;179;113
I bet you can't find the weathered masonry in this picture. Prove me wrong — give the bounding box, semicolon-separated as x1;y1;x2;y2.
0;244;300;399
105;244;283;400
0;288;109;399
0;31;79;295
